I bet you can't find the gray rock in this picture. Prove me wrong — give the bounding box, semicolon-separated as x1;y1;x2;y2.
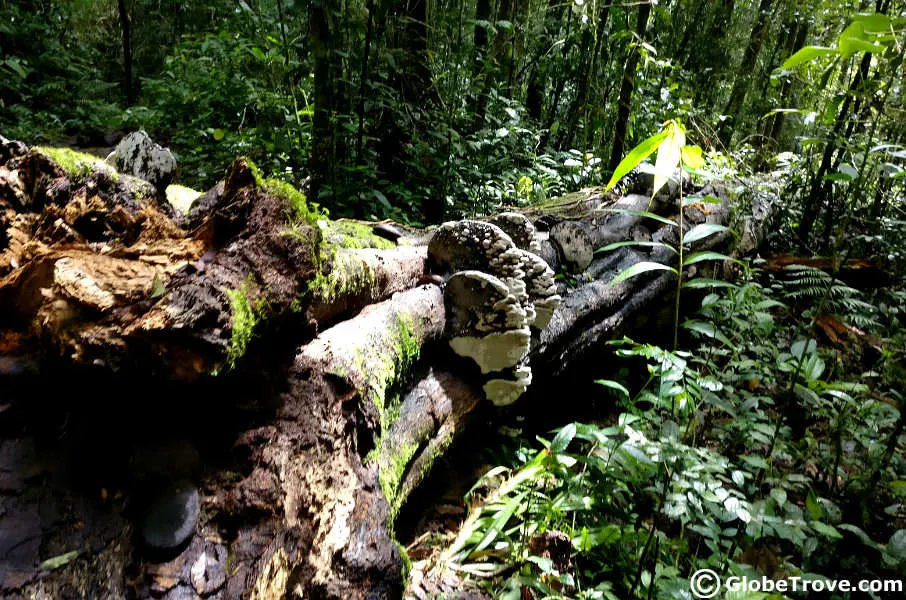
140;483;200;550
106;130;176;191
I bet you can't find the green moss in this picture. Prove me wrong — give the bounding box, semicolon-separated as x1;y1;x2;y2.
34;146;112;179
225;275;269;367
306;248;377;304
379;440;420;517
165;184;202;212
395;314;420;369
322;220;396;250
359;313;425;516
395;540;413;584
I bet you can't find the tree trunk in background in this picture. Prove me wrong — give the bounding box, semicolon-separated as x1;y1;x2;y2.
471;0;493;130
608;1;651;173
765;18;809;144
471;0;513;131
117;0;134;105
356;0;376;163
309;0;337;206
399;0;432;105
692;0;735;111
717;0;773;148
540;5;573;149
559;3;610;149
798;51;873;247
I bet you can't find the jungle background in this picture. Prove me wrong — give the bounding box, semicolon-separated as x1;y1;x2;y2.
2;0;906;598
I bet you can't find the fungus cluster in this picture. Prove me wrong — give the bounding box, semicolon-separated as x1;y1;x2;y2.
427;215;560;406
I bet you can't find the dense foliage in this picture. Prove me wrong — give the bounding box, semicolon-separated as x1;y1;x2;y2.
3;0;905;597
4;0;901;234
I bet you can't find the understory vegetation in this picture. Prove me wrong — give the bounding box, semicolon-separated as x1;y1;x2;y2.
450;271;906;598
3;0;906;598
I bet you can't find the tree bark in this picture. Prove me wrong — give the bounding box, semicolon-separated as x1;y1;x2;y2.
717;0;773;148
117;0;135;105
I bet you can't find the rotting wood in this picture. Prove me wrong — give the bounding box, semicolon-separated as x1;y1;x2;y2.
0;136;775;599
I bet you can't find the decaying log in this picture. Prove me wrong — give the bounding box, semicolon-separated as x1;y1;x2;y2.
0;135;775;600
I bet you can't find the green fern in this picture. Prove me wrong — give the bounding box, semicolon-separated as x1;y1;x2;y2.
780;264;879;329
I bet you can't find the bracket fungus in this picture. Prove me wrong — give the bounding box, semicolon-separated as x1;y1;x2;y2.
428;220;560;406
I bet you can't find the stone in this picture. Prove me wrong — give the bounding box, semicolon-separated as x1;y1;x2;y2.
106;130;176;191
139;482;200;550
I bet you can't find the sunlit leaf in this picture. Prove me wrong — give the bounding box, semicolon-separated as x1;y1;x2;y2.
604;130;669;191
680;145;705;170
551;423;576;453
608;261;677;287
782;46;836;69
653;122;684;198
683;223;728;244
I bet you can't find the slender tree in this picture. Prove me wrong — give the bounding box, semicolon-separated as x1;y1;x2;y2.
117;0;135;105
608;1;651;173
717;0;773;147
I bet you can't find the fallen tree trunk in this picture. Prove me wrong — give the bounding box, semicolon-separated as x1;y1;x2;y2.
0;136;774;599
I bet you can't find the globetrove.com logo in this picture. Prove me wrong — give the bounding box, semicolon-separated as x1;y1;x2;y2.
690;569;904;598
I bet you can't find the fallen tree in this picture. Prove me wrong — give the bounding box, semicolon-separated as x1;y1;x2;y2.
0;134;775;599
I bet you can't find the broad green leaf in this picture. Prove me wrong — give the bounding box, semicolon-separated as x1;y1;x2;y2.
213;128;226;141
839;35;883;57
683;223;728;244
839;163;859;179
595;379;630;398
811;521;843;539
770;488;787;507
601;208;677;227
739;454;769;469
250;46;267;61
473;490;526;553
653;122;684;197
683;251;738;267
551;422;577;453
838;523;883;550
806;489;823;520
886;529;906;561
782;45;837;69
604;130;669;191
853;12;891;32
838;21;886;57
680;145;705;170
682;278;737;289
889;480;906;496
597;240;677;254
608;261;677;287
682;319;718;338
373;190;391;208
3;57;28;79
